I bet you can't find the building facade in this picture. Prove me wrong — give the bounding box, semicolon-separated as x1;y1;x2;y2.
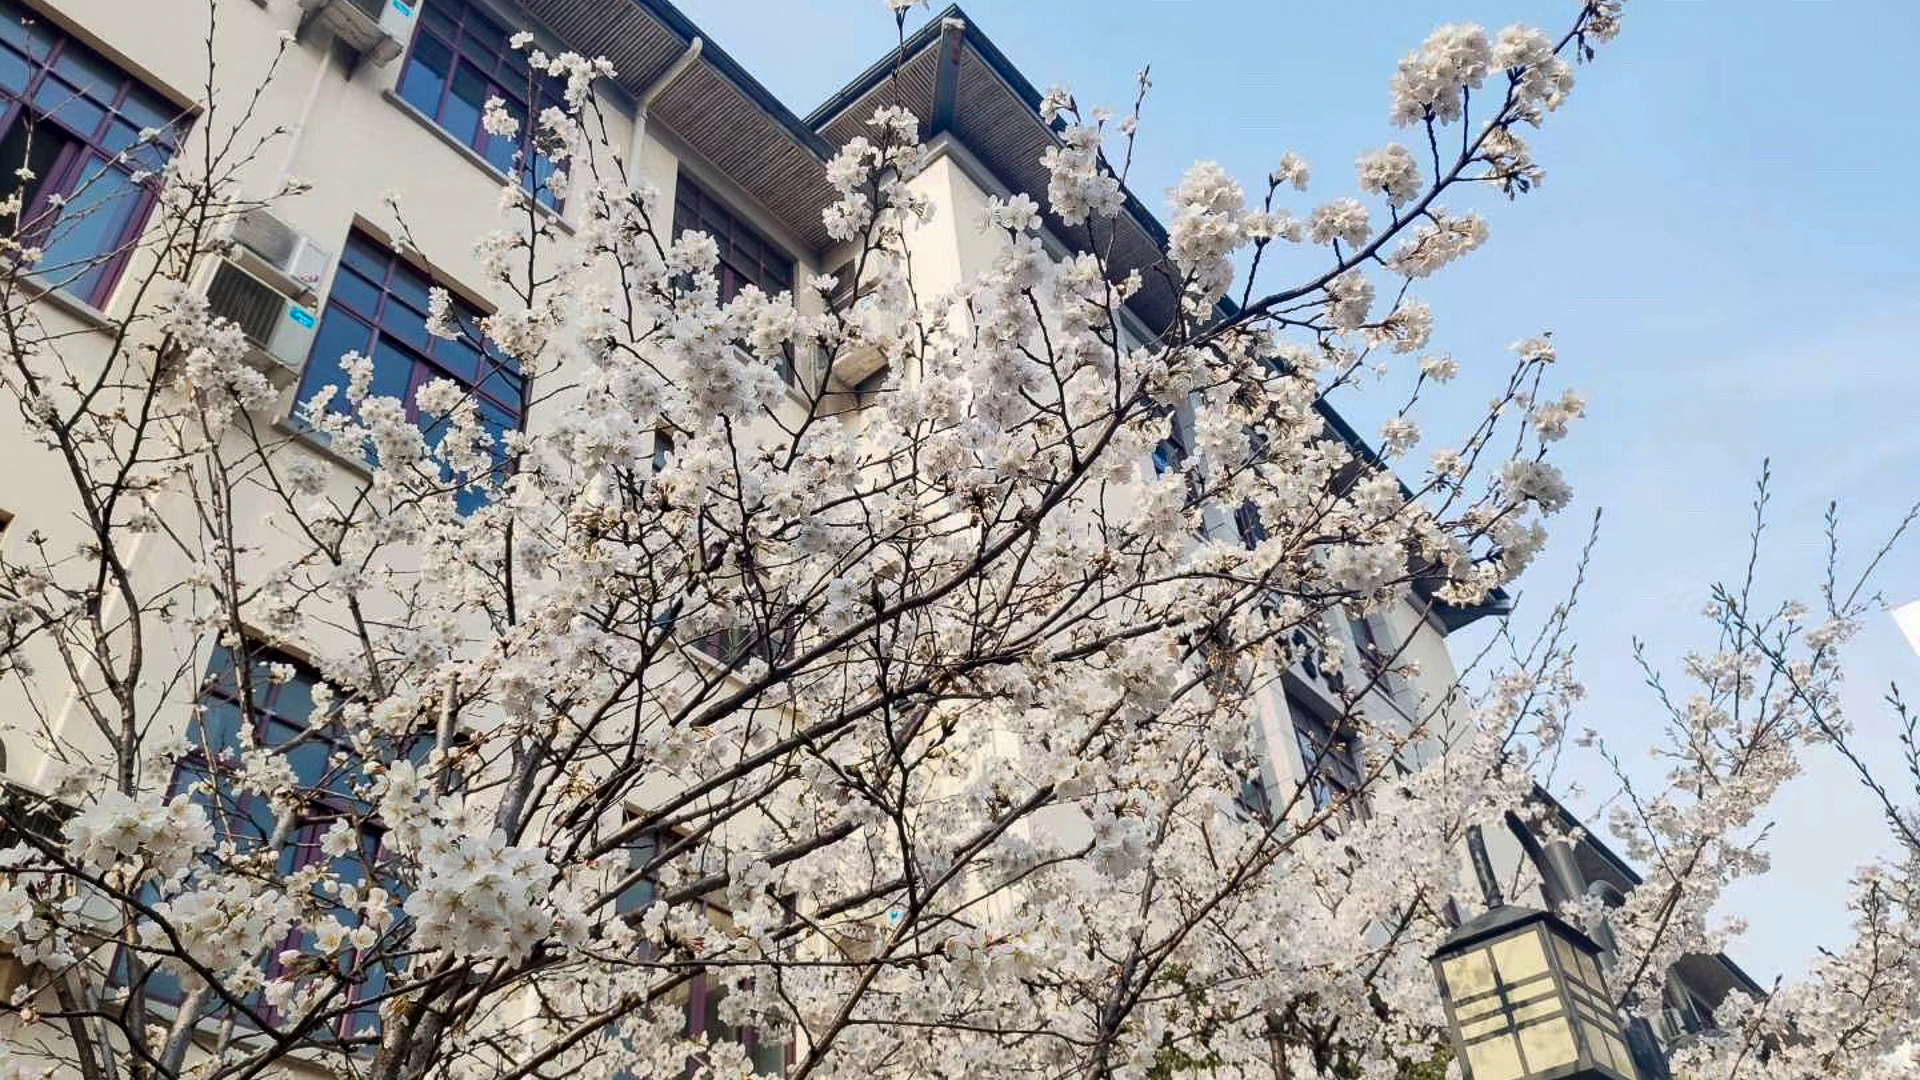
0;0;1743;1074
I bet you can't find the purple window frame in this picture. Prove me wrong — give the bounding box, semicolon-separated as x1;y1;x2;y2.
0;0;186;307
672;173;800;382
296;231;526;502
114;645;395;1041
395;0;564;209
671;173;795;305
685;974;791;1075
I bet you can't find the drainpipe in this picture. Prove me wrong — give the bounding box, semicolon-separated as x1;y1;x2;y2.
626;36;703;177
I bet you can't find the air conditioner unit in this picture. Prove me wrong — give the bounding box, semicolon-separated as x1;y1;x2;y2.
202;259;319;379
825;339;887;389
228;208;331;299
295;0;418;68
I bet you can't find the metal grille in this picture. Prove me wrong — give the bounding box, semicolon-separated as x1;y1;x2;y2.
205;261;283;346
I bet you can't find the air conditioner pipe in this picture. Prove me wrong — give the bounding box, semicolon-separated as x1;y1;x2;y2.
273;36;335;201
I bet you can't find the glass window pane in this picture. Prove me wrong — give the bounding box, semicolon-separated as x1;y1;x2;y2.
0;43;30;96
458;8;508;59
0;113;69;227
231;791;278;850
481;95;523;174
277;822;310;877
350;957;389;1033
203;645;238;692
113;945;186;1004
98;116;143;157
36;154;142;301
530;151;558;208
502;45;529;84
271;672;316;727
382;299;433;354
192;700;244;759
494;363;525;400
368;338;422;405
114;85;181;136
0;9;53;63
398;31;451;117
340;233;388;280
478;396;518;438
431;336;483;384
326;264;381;318
119;138;167;176
750;1038;786;1075
384;259;432;314
300;309;374;411
420;0;456;34
266;719;331;788
50;44;119;104
443;61;487;143
32;76;106;138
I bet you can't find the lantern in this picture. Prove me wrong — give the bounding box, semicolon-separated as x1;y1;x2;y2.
1431;903;1640;1080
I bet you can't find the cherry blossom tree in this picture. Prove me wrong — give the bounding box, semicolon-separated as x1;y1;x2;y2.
0;2;1911;1080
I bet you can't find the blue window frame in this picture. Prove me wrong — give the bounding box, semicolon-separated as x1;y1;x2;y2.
396;0;563;208
0;0;186;305
298;231;525;508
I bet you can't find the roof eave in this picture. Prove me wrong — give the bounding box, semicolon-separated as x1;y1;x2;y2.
625;0;836;160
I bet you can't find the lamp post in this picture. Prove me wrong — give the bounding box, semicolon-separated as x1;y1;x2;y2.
1430;826;1641;1080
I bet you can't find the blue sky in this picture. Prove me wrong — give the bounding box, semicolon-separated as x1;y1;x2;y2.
673;0;1920;981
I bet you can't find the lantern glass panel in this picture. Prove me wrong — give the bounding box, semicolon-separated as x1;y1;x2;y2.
1466;1029;1526;1080
1443;949;1499;999
1517;1016;1579;1072
1490;931;1550;982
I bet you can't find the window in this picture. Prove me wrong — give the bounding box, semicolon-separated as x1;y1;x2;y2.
650;427;673;472
691;618;796;670
673;173;800;382
0;0;186;306
115;644;423;1037
1348;613;1414;706
297;230;524;508
614;829;665;928
1290;627;1345;695
1150;417;1186;476
688;977;789;1075
1236;766;1272;823
673;173;794;304
1288;690;1363;813
1349;614;1385;674
614;834;789;1077
1233;501;1265;549
396;0;563;208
